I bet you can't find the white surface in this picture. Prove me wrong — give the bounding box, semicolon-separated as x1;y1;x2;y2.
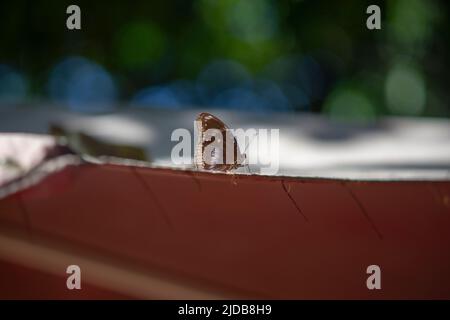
0;105;449;180
0;133;57;185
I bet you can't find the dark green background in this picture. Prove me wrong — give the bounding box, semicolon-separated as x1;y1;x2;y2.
0;0;448;119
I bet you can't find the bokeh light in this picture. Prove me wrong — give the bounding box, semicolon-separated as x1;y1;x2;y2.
132;80;197;109
385;63;426;116
388;0;439;49
48;56;117;113
226;0;278;44
325;86;376;123
197;59;252;104
198;0;282;70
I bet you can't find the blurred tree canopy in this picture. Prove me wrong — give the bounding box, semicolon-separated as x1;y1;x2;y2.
0;0;448;119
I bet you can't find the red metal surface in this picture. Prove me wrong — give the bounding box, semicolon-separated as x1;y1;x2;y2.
0;162;449;299
0;259;130;299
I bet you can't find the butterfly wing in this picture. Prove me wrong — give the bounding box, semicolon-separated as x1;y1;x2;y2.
195;112;244;171
195;112;226;170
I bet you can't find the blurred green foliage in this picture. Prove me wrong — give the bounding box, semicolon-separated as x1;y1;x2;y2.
0;0;448;119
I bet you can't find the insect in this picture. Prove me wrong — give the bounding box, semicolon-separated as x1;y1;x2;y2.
194;112;247;173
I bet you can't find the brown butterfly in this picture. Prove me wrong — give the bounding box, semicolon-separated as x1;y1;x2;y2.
195;112;246;172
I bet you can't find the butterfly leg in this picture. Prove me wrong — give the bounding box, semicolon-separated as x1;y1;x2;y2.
228;171;238;186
